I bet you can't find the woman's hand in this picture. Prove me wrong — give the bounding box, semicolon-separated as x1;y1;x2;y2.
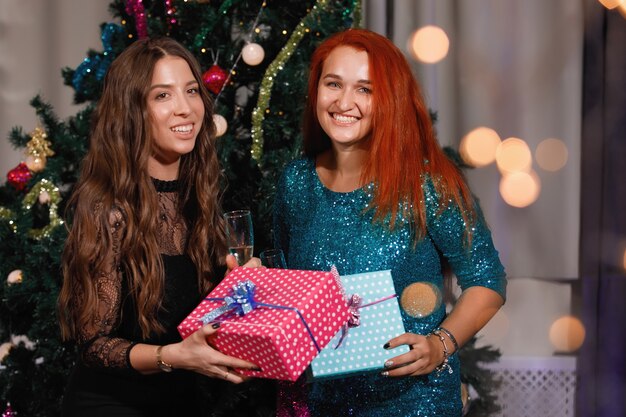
225;254;264;274
380;332;446;377
162;323;260;384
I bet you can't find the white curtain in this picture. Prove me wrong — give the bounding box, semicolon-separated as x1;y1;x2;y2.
0;0;111;176
363;0;583;357
365;0;582;281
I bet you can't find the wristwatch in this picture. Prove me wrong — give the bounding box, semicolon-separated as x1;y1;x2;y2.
156;345;173;372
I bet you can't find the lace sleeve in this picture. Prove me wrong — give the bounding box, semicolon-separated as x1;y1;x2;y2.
272;167;290;257
76;207;136;371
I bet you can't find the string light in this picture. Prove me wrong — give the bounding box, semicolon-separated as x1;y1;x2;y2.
214;0;268;103
206;0;270;140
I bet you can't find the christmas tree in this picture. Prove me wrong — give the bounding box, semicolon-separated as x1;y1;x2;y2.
0;1;500;415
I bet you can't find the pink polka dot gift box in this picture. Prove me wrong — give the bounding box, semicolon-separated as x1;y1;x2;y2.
177;266;351;381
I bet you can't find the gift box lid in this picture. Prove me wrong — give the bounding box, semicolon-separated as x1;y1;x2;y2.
309;269;409;380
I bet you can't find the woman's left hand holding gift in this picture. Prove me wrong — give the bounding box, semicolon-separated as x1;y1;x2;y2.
154;323;261;383
152;254;265;382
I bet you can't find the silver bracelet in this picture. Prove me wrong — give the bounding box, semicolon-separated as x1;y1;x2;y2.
429;330;453;375
436;326;459;353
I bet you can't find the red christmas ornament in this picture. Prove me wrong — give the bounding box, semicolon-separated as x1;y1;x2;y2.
202;65;228;94
7;162;32;191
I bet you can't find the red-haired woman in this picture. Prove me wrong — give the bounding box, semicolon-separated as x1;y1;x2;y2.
58;37;260;416
273;28;506;416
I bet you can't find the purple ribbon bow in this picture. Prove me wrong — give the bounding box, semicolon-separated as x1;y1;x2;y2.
200;280;258;324
199;279;322;352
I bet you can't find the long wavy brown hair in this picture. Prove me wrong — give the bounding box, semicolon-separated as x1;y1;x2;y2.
58;37;227;340
303;28;475;241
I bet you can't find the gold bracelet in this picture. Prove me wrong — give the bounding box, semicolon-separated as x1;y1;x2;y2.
156;345;173;373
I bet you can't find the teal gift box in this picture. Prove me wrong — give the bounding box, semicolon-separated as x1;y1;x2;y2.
308;270;409;380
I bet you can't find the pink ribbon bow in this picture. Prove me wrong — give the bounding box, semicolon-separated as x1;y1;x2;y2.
335;293;397;349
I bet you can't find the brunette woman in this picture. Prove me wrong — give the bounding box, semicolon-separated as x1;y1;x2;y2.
58;37;259;416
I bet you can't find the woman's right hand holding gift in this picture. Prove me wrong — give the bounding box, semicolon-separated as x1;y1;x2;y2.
380;331;451;377
225;253;264;274
381;286;504;378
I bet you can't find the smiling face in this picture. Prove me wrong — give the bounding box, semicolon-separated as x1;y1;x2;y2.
316;46;373;151
147;55;205;179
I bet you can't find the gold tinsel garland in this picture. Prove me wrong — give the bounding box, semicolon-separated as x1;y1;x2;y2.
250;0;330;162
21;178;63;239
0;207;16;233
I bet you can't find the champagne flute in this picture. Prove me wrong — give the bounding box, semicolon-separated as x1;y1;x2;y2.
224;210;254;265
260;248;287;269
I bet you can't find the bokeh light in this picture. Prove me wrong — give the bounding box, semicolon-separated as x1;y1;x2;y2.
400;282;442;318
409;25;450;64
536;138;568;172
598;0;624;9
499;170;541;207
459;127;502;167
496;137;533;174
549;315;586;353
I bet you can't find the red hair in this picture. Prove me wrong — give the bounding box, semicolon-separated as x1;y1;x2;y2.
303;28;475;241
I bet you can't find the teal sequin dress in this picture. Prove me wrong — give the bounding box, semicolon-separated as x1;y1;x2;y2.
273;158;506;417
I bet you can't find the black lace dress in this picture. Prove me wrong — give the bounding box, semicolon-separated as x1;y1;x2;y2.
61;179;219;416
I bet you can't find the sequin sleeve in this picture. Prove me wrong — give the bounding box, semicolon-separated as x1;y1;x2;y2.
76;207;135;371
423;179;507;300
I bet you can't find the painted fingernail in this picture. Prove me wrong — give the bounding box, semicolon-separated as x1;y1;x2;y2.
211;322;221;329
384;360;394;368
252;367;263;372
383;342;390;349
381;371;389;377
